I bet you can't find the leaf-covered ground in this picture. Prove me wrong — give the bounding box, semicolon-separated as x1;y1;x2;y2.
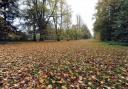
0;40;128;89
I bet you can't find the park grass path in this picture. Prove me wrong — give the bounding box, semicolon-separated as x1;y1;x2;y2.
0;40;128;89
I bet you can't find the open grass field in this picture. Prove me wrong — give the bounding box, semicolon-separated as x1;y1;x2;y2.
0;40;128;89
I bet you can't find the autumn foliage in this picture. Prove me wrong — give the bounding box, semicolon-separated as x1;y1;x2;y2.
0;40;128;88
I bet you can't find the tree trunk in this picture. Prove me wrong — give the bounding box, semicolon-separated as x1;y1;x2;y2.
33;25;36;41
39;24;47;41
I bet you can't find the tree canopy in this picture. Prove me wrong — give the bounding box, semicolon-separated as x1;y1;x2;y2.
94;0;128;43
0;0;92;41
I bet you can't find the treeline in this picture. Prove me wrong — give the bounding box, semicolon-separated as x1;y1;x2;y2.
94;0;128;43
0;0;91;41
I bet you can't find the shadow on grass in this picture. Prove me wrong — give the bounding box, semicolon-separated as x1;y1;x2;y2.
0;40;33;45
102;41;128;47
0;41;23;45
0;40;64;45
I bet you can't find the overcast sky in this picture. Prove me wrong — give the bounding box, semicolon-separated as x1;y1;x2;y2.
66;0;98;35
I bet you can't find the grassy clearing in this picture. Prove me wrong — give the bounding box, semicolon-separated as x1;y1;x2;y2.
0;40;128;89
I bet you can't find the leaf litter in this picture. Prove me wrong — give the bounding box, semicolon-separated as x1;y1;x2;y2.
0;40;128;89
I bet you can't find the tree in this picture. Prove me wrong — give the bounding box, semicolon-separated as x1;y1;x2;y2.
81;25;92;39
94;0;128;42
0;0;19;22
52;0;60;41
63;5;72;30
0;0;19;40
52;0;71;41
94;0;110;41
22;0;58;41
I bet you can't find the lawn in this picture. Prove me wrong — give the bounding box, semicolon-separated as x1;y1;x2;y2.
0;40;128;89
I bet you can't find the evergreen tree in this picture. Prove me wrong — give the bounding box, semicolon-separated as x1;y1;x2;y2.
94;0;128;42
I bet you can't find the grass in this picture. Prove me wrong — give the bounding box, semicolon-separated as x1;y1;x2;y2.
0;40;128;88
102;41;128;47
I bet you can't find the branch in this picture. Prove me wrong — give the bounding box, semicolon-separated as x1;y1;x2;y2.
45;0;58;26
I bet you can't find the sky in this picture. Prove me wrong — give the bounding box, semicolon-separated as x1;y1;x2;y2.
66;0;98;35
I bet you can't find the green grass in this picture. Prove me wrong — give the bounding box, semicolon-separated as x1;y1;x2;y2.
101;41;128;47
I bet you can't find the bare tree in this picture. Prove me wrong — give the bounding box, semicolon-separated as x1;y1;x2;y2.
22;0;58;41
